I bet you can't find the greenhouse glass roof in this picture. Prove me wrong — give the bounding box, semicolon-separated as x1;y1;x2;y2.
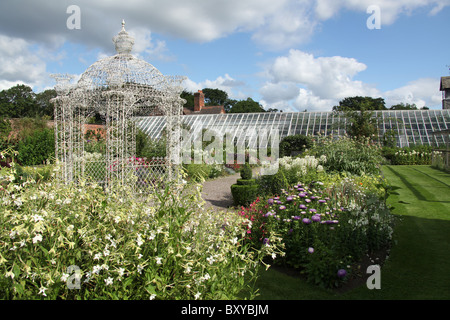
136;109;450;148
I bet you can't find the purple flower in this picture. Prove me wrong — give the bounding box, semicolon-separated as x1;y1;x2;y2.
286;196;293;202
311;215;321;222
310;196;316;200
309;208;317;213
305;199;311;203
337;269;347;278
293;215;301;220
288;229;293;234
299;204;307;210
279;205;286;210
268;198;274;205
308;247;314;254
298;188;305;192
263;238;270;245
298;193;306;198
319;199;326;203
302;218;311;225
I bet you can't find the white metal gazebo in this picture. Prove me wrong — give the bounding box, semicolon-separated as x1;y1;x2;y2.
51;21;185;192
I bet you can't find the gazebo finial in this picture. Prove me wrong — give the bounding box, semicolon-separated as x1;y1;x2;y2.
113;19;134;54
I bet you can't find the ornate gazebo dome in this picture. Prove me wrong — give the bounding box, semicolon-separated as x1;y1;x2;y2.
77;20;171;93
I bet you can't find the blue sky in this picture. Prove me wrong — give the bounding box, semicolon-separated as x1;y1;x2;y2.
0;0;449;111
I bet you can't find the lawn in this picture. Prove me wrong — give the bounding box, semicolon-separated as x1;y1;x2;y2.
254;165;450;300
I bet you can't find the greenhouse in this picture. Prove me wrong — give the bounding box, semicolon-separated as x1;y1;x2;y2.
136;109;450;148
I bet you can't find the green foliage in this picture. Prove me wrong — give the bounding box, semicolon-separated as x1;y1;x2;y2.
231;183;259;207
307;135;383;176
229;98;265;113
382;145;433;165
344;109;378;140
333;96;386;111
237;178;256;185
248;176;394;289
16;128;55;166
240;163;253;180
183;164;212;182
279;134;313;157
0;117;11;149
202;88;228;106
135;129;166;159
0;148;283;300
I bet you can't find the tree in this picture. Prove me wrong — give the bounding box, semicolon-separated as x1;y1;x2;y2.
345;109;378;140
202;88;228;106
181;90;194;110
0;84;39;118
35;89;57;118
229;98;265;113
333;96;386;111
389;103;417;110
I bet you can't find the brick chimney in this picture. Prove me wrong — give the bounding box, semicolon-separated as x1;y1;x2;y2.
194;90;204;112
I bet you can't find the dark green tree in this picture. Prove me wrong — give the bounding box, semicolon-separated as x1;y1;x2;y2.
333;96;386;111
35;89;57;118
229;98;265;113
181;90;195;111
202;88;228;106
0;84;38;118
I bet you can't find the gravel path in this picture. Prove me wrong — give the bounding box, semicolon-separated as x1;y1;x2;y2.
201;172;240;211
201;168;261;212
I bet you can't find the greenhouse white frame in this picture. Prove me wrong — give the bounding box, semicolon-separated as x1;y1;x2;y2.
136;109;450;148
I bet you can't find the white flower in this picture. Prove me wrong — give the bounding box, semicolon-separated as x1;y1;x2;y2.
94;253;102;260
5;271;14;279
92;265;102;274
32;214;44;222
38;286;47;296
61;273;70;282
204;273;210;280
137;264;144;274
155;257;162;265
117;268;125;277
104;277;113;286
194;292;201;300
32;234;43;244
149;294;156;300
206;256;215;265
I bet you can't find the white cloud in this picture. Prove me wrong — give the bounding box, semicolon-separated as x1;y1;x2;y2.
384;78;442;109
183;74;249;100
314;0;450;25
260;49;382;111
0;35;48;91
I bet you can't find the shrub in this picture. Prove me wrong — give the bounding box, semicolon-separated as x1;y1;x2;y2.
240;163;252;180
382;145;432;165
279;134;313;158
0;149;283;300
307;134;383;176
231;184;259;207
256;155;326;197
16;128;55;166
